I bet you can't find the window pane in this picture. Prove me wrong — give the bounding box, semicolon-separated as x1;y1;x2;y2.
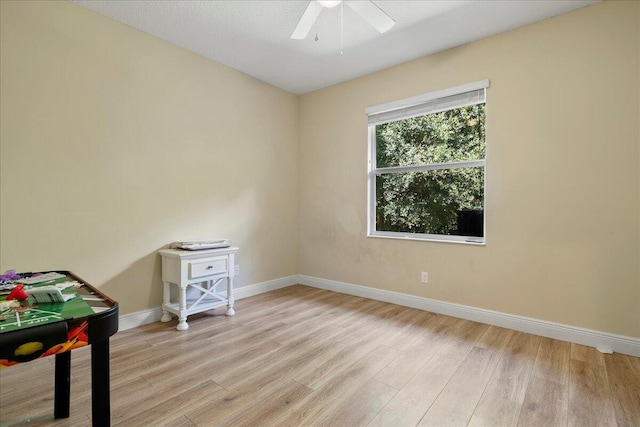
376;104;485;168
376;167;484;237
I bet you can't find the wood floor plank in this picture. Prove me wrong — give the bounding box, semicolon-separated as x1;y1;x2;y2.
275;344;400;426
311;378;397;427
145;313;244;346
108;376;158;420
257;296;374;347
568;359;617;427
467;393;522;427
367;352;463;427
517;374;568;426
112;380;225;426
531;336;571;385
163;415;197;427
435;318;490;362
417;345;506;426
483;331;541;404
512;336;572;426
292;308;406;390
292;340;375;390
604;353;640;426
214;380;314;427
334;301;409;346
184;376;299;426
374;313;489;391
0;357;57;400
112;323;283;388
212;327;349;392
571;343;606;367
476;325;516;351
110;363;236;425
373;339;440;390
382;309;439;351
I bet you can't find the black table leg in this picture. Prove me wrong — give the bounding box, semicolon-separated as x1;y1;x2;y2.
91;338;111;427
54;351;71;418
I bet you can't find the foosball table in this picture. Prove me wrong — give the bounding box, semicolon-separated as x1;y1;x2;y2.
0;270;118;426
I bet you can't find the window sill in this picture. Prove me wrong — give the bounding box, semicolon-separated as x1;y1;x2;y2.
367;232;485;246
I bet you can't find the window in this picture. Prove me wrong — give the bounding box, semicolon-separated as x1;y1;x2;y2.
366;80;489;244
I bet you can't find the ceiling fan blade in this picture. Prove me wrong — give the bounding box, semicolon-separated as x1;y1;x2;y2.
291;1;324;39
345;0;395;33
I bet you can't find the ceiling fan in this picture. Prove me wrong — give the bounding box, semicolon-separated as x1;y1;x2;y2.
291;0;395;40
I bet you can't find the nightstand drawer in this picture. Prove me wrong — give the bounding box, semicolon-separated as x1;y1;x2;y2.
189;257;227;279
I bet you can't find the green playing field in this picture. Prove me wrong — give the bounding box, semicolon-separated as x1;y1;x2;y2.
0;274;96;333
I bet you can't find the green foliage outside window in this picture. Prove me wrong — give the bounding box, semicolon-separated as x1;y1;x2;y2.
375;104;485;236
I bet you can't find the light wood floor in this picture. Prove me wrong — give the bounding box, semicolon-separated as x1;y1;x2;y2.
1;285;639;427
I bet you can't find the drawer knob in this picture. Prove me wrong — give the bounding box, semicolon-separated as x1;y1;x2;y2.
206;266;213;270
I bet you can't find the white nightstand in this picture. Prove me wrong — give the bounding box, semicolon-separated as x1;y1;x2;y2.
158;247;239;331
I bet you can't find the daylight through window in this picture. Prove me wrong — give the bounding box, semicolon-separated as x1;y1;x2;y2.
366;80;489;243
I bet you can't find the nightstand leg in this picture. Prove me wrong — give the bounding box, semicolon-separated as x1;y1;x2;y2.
177;285;189;330
160;281;172;322
226;276;235;316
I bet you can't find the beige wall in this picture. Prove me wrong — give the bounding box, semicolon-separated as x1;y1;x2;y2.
1;1;638;338
299;1;640;338
0;1;299;314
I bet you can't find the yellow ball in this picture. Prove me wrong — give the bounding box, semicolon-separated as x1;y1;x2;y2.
14;342;44;357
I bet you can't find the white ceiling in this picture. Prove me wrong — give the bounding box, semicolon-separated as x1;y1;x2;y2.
71;0;599;95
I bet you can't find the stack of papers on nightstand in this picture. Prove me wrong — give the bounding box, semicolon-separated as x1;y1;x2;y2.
170;239;230;250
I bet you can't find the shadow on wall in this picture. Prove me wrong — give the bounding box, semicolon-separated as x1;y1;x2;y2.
89;186;264;317
98;248;166;315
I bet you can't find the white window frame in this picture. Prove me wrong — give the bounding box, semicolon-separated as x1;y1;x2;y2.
366;80;489;244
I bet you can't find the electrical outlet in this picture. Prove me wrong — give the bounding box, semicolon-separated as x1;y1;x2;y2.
234;265;240;276
421;272;429;283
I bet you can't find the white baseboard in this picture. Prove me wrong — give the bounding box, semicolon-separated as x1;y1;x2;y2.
118;274;639;357
233;275;299;300
298;275;640;358
118;307;164;331
117;275;298;331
